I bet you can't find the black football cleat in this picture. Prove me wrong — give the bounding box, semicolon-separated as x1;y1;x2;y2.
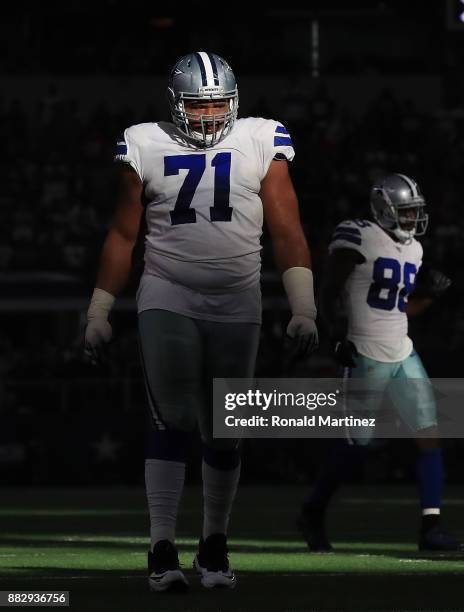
297;506;333;552
194;533;236;589
419;526;464;552
148;539;189;593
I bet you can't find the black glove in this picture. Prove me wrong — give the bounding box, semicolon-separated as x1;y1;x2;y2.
333;338;358;368
426;269;452;298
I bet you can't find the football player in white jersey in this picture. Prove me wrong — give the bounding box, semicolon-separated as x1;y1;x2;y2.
298;174;461;552
84;52;318;592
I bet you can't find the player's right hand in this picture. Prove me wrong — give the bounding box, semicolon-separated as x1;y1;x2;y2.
333;338;358;368
84;318;112;365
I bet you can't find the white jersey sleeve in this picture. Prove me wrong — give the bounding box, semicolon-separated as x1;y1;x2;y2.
415;240;424;272
329;219;372;260
114;126;144;181
250;118;295;181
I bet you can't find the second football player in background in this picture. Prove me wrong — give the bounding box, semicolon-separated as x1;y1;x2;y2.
299;174;461;553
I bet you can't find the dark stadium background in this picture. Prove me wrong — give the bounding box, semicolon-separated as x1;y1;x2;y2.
2;0;464;487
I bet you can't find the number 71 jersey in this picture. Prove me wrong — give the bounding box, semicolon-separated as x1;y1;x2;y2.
115;117;294;296
329;220;423;362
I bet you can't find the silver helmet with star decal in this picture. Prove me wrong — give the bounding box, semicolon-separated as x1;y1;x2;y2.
167;52;239;147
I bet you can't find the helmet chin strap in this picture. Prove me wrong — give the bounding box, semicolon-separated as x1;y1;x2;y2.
391;226;415;244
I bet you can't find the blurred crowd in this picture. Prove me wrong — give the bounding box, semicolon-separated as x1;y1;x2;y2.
0;3;442;77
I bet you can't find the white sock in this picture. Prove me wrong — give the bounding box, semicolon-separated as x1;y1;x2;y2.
145;458;185;548
202;460;241;539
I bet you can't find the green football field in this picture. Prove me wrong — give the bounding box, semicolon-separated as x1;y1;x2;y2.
1;485;464;611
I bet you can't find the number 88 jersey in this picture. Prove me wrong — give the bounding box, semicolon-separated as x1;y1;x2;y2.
329;219;423;362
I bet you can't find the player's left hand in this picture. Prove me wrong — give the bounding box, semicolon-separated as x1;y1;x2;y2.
427;269;452;297
333;338;358;368
286;315;319;358
84;318;112;366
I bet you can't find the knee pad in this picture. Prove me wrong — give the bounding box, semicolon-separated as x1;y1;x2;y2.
145;429;191;462
202;442;241;470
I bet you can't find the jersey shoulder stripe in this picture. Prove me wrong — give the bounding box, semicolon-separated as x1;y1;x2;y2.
332;232;362;246
329;220;370;256
333;226;361;236
243;117;295;166
332;223;362;245
115;134;128;156
274;136;293;146
274;122;293;146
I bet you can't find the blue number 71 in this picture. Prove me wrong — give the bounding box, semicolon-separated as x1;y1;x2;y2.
164;153;232;225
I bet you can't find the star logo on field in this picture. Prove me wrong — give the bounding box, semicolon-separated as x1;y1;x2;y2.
92;433;121;462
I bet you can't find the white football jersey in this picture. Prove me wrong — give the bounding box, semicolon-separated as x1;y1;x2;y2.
115;117;294;323
329;220;423;362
